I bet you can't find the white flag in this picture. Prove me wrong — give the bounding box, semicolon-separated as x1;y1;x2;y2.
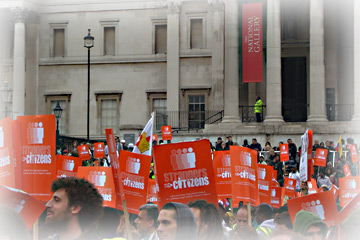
132;113;154;156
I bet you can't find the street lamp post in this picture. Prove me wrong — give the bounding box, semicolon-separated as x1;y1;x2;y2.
1;81;13;118
53;101;63;146
84;29;94;143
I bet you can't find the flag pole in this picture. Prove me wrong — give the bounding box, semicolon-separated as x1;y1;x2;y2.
247;202;251;227
122;199;133;240
33;220;39;240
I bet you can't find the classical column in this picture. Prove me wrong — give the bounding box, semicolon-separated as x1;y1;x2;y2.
222;0;241;123
352;0;360;123
166;0;181;128
208;0;225;111
264;0;284;123
12;8;27;118
307;0;328;122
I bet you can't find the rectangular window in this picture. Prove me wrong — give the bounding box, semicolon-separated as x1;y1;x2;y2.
190;19;203;49
188;95;205;129
104;27;115;55
54;29;65;57
153;99;167;130
51;100;67;134
155;25;167;54
101;99;117;133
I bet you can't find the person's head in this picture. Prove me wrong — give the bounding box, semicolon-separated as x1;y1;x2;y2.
259;156;265;162
287;139;293;144
252;138;257;144
167;140;171;144
45;177;103;232
320;142;325;148
217;137;222;143
128;143;134;151
236;206;249;227
325;141;330;147
243;139;248;145
274;211;292;230
269;149;275;157
265;142;271;147
256;96;261;101
279;141;284;145
326;162;332;168
221;142;226;148
233;225;258;240
314;140;319;145
115;136;120;143
226;136;232;142
319;170;325;178
291;166;297;173
0;206;30;240
97;207;121;239
329;174;336;183
157;202;197;240
152;140;157;146
255;204;273;225
330;141;334;147
159;140;164;145
188;200;224;240
73;140;78;148
293;210;327;240
135;204;159;237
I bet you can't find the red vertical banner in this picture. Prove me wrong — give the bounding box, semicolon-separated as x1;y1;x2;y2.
230;146;259;205
242;3;263;83
314;149;328;167
284;177;296;198
279;144;289;162
271;187;283;209
18;115;57;202
307;130;313;160
161;126;172;141
12;120;22;189
153;139;218;208
106;128;125;209
257;165;273;204
118;150;151;214
213;151;232;198
94;142;105;159
350;145;358;163
0;117;15;187
339;176;360;207
77;145;90;161
146;179;158;204
77;166;116;208
55;155;81;178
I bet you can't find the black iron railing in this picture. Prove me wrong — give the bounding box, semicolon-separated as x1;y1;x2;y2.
326;104;354;121
154;110;223;131
240;105;266;122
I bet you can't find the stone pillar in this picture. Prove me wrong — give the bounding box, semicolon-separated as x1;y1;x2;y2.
307;0;328;122
208;0;225;111
352;0;360;123
222;0;241;123
264;0;284;123
166;0;181;128
12;8;27;118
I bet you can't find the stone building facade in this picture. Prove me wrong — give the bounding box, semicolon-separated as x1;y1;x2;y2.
0;0;359;146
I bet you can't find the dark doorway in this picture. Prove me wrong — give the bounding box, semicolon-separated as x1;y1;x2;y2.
281;57;307;122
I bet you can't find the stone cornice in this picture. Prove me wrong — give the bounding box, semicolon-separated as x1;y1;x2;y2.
165;0;181;14
208;0;224;11
10;7;28;23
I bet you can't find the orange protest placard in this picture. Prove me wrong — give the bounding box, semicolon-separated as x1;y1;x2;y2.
307;178;318;195
118;150;152;214
18;115;57;202
287;190;338;227
330;184;339;200
0;117;15;188
12;120;22;189
230;146;259;205
161;126;172;141
258;165;273;204
339;176;360;207
350;145;358;163
0;185;46;229
106;129;125;210
77;144;90;161
279;144;289;162
94;142;105;159
147;179;158;204
336;193;360;225
314;148;328;167
213;151;232;198
271;187;283;209
152;135;158;142
153;139;218;208
343;164;351;177
77;166;116;208
284;177;296;198
55;155;81;178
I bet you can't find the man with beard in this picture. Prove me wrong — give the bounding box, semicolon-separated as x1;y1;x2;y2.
44;177;103;240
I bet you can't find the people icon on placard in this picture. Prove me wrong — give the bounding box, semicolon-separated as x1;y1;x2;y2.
271;189;276;197
150;184;157;194
346;179;357;190
240;152;252;167
89;171;106;187
99;171;106;187
170;147;197;171
320;150;325;156
258;167;266;180
14;200;25;213
301;200;325;220
126;157;141;174
27;122;45;144
0;126;4;148
222;154;231;167
62;159;75;171
282;145;286;150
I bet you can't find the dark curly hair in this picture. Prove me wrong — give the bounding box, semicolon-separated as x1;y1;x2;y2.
51;177;103;230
